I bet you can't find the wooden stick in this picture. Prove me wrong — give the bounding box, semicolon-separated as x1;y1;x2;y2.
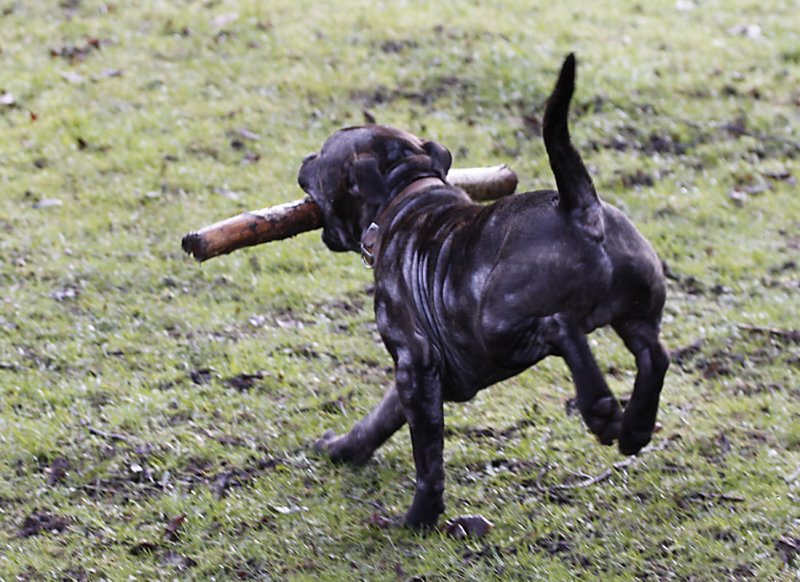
182;164;518;262
181;197;323;263
548;436;673;491
446;165;518;201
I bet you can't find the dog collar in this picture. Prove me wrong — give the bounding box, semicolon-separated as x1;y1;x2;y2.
359;176;444;269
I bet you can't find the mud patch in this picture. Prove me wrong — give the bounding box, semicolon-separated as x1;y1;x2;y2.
689;326;799;381
532;532;593;568
16;511;70;538
208;457;286;499
376;38;418;54
351;75;475;109
225;372;267;392
50;37;110;63
777;536;800;567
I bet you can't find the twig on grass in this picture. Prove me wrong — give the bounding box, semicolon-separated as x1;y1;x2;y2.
87;425;132;443
736;324;800;343
344;493;389;512
550;436;674;491
787;466;800;484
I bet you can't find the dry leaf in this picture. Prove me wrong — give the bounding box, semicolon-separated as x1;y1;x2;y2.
164;514;186;541
443;514;494;539
212;12;238;28
61;71;86;85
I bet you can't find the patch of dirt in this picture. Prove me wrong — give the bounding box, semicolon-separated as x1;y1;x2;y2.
446;416;539;441
351;75;475;109
177;456;287;499
675;490;746;511
225;371;267;392
128;516;198;571
16;511;70;538
669;273;706;296
615;168;655;189
672;339;704;368
210;458;284;499
61;568;93;582
690;326;799;381
540;488;576;506
376;38;418;54
444;412;539;439
777;536;800;567
190;368;213;385
592;126;691;156
223;558;274;579
531;533;593;568
160;551;197;571
45;456;69;485
50;37;110;63
316;390;355;415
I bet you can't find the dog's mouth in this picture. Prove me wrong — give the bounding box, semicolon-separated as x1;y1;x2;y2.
321;228;355;253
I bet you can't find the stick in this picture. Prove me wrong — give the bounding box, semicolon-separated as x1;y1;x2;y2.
181;197;323;264
87;425;131;443
549;436;673;491
181;164;518;262
736;324;800;343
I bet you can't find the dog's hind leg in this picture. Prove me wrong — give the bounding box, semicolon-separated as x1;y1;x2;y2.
315;384;406;465
613;319;669;455
550;315;622;445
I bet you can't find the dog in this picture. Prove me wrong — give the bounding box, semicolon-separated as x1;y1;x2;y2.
298;54;669;529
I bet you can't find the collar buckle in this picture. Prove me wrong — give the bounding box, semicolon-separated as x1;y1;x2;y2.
360;222;380;269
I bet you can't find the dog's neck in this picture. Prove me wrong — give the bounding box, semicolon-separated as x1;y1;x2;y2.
393;176;445;201
360;176;446;268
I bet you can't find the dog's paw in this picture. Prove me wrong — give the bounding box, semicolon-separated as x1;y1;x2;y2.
314;429;372;465
313;429;337;453
618;424;653;456
584;396;622;446
404;492;445;531
403;510;440;532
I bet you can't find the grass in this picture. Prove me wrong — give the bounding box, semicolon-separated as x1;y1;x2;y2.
1;0;799;579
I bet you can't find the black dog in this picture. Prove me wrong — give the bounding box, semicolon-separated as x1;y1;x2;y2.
299;54;669;529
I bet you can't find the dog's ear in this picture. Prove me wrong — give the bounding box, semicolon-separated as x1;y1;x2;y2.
298;152;319;195
422;140;453;180
351;154;387;204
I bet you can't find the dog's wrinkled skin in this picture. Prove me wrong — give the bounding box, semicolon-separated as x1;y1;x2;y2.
299;54;669;529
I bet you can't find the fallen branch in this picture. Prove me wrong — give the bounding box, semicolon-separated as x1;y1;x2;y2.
737;323;800;343
87;425;131;443
181;164;518;262
550;436;673;491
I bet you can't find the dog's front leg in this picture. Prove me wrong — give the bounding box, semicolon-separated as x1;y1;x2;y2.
395;360;445;529
315;384;407;465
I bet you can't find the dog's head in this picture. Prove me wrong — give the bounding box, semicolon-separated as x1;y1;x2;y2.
298;125;452;252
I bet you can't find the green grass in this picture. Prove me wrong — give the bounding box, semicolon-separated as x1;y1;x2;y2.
1;0;799;579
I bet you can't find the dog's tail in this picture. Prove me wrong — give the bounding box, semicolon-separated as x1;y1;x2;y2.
543;53;604;241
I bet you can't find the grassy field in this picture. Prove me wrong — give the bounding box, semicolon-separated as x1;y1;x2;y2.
1;0;799;579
